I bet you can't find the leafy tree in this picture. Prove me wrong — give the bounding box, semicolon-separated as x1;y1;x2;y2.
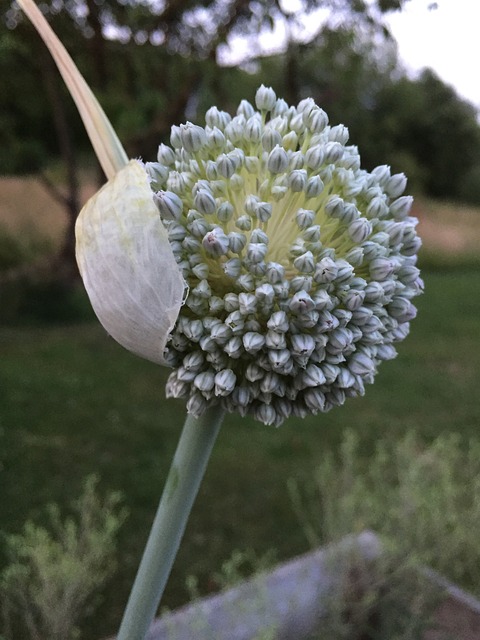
1;0;410;283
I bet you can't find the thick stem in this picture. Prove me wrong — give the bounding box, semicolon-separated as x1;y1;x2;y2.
117;404;225;640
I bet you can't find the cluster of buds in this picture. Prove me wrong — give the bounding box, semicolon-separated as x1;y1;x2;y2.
147;86;422;426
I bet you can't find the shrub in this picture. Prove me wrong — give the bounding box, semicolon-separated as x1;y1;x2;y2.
0;475;128;640
290;431;480;638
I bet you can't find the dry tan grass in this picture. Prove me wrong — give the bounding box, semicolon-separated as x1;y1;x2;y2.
0;176;479;257
0;176;96;246
414;199;480;256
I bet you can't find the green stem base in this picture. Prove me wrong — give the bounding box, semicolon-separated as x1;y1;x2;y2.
117;404;225;640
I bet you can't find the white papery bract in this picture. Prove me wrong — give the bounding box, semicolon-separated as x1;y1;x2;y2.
76;161;185;365
152;87;423;426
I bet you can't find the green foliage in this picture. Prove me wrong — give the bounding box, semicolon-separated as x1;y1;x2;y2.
3;0;478;203
0;225;51;272
1;267;480;636
185;547;277;600
305;550;442;639
289;430;480;638
0;475;127;640
290;430;480;596
256;31;480;202
459;164;480;205
372;70;480;198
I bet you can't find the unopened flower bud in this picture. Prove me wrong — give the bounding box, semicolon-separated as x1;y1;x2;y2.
262;128;282;152
202;228;229;256
386;173;407;198
205;106;231;129
306;176;324;198
255;85;277;111
267;145;289;174
154;190;183;220
214;369;237;396
243;331;265;353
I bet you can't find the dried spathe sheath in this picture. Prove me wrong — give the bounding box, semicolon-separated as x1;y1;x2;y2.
76;161;185;365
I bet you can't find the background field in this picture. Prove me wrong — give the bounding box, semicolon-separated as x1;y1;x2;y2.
1;177;480;638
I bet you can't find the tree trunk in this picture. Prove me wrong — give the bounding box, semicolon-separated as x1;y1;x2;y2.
38;48;82;284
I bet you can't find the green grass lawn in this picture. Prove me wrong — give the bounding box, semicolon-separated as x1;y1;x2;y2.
1;267;480;638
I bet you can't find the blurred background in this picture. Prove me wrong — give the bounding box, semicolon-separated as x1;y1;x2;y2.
1;0;480;638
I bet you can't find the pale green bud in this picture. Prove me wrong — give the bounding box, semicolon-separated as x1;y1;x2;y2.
302;364;327;387
324;141;344;163
229;174;244;192
314;257;338;283
245;116;262;143
390;195;413;220
170;125;182;148
348;218;372;243
255;202;272;222
216;154;235;179
289;291;315;314
294;251;315;274
194;189;216;215
205;106;231;129
283;131;298;151
306;176;324;198
216;201;234;222
202;228;229;256
236;215;252;231
289;151;305;170
157;143;176;165
255;283;275;306
180;122;206;153
206;126;226;149
223;258;242;278
262;127;282;152
154;190;183;220
386;173;407;198
237;99;255;118
246;242;268;263
245;156;260;173
305;145;324;170
265;330;287;349
328;124;349;144
288;169;307;192
243;331;265;354
305;107;328;133
266;262;285;284
255;85;277;111
267;145;289;174
369;258;395;281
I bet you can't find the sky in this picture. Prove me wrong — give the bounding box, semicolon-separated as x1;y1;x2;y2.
220;0;479;112
386;0;479;110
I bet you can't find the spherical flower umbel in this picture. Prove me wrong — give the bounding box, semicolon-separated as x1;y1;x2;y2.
150;86;423;426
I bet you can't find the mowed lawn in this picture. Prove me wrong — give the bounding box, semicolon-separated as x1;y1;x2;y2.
1;263;480;638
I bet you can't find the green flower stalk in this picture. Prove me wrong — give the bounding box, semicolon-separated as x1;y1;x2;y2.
17;1;423;637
